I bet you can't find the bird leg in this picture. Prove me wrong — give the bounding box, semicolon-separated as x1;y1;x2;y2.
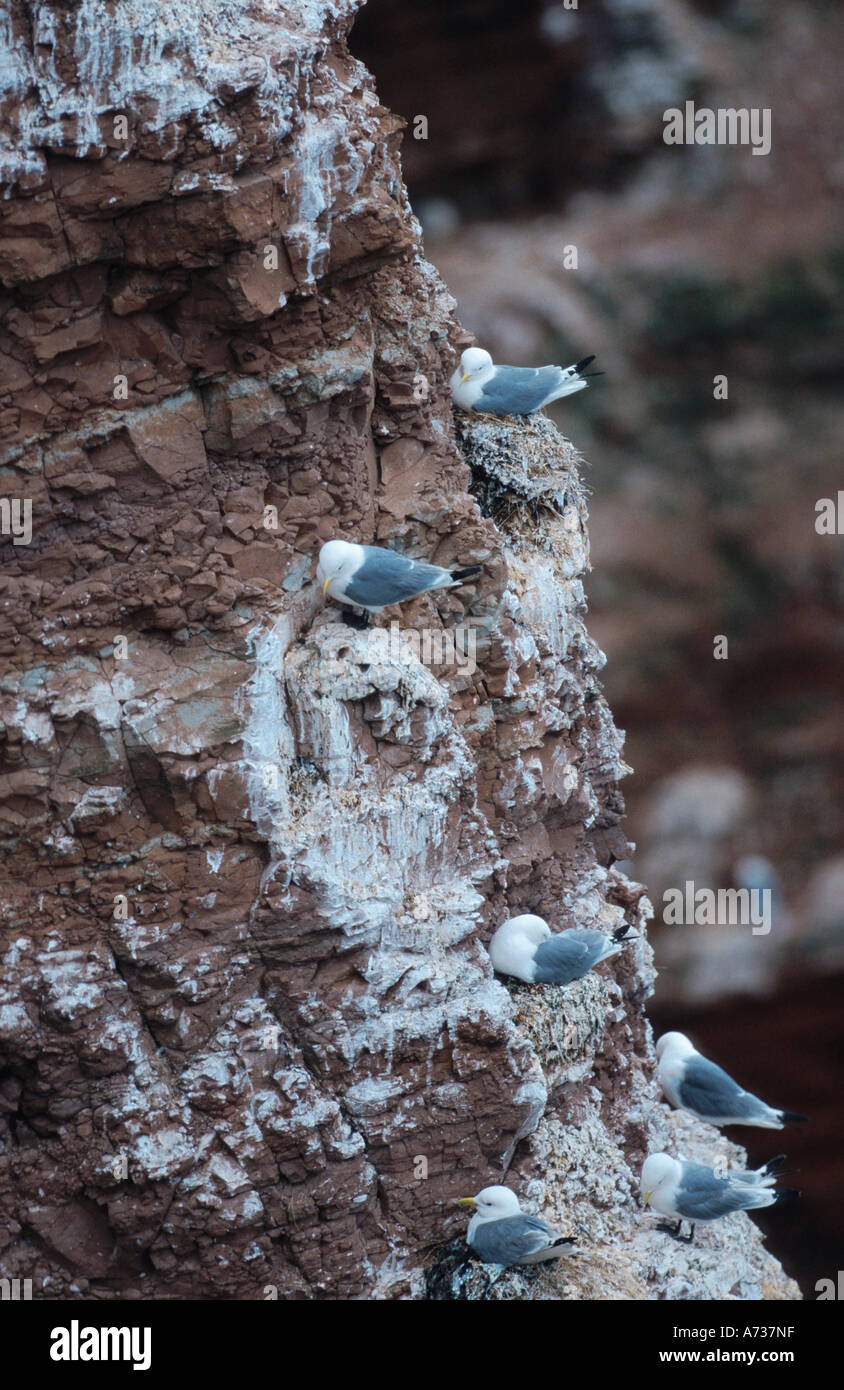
658;1220;695;1243
339;608;369;630
672;1221;695;1244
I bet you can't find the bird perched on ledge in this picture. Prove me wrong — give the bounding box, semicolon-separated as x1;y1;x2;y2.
656;1031;808;1130
317;539;481;628
450;346;601;416
640;1152;798;1243
488;913;632;986
457;1187;579;1266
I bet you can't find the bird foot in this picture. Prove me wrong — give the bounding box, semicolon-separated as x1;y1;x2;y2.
339;609;369;630
658;1220;695;1244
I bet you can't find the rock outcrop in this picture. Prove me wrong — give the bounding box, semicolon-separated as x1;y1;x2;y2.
0;1;798;1300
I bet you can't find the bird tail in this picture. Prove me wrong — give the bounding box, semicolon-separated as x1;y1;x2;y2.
779;1110;809;1126
761;1154;788;1177
746;1154;801;1188
736;1155;790;1189
451;565;482;582
548;1235;581;1259
544;355;600;404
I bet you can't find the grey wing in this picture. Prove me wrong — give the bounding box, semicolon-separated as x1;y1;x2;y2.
675;1164;751;1220
477;365;564;415
471;1215;561;1265
679;1057;771;1123
533;929;610;984
345;549;449;607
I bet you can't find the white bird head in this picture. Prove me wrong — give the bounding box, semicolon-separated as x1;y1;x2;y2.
457;1186;522;1220
458;347;493;383
318;539;360;596
640;1153;680;1206
505;913;551;945
655;1031;694;1061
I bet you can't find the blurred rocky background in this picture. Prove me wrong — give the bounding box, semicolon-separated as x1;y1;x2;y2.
352;0;844;1294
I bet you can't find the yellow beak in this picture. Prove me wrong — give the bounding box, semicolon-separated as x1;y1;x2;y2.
323;577;332;595
643;1192;651;1207
456;1197;477;1208
460;372;469;384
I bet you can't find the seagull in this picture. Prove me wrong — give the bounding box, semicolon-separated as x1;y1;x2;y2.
640;1153;798;1243
488;913;632;986
450;346;601;416
457;1186;579;1266
656;1032;808;1130
316;540;481;627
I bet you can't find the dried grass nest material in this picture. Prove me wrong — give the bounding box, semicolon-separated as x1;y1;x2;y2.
454;411;589;539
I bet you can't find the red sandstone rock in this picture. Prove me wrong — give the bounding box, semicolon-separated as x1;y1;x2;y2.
0;1;798;1303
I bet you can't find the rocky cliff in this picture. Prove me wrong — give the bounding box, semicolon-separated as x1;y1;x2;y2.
0;1;798;1300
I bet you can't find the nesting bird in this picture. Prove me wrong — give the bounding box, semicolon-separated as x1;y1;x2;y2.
317;540;481;625
640;1153;798;1243
450;346;600;416
656;1032;808;1131
488;913;632;986
458;1186;578;1266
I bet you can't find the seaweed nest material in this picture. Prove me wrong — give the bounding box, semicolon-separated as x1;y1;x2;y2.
455;411;589;550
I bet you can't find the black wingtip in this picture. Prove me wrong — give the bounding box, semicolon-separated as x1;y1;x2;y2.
451;565;482;582
612;923;634;943
781;1111;809;1126
776;1188;801;1204
575;354;596;372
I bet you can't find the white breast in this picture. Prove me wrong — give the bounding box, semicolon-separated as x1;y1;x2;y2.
489;928;536;982
450;364;494;409
657;1050;685;1109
